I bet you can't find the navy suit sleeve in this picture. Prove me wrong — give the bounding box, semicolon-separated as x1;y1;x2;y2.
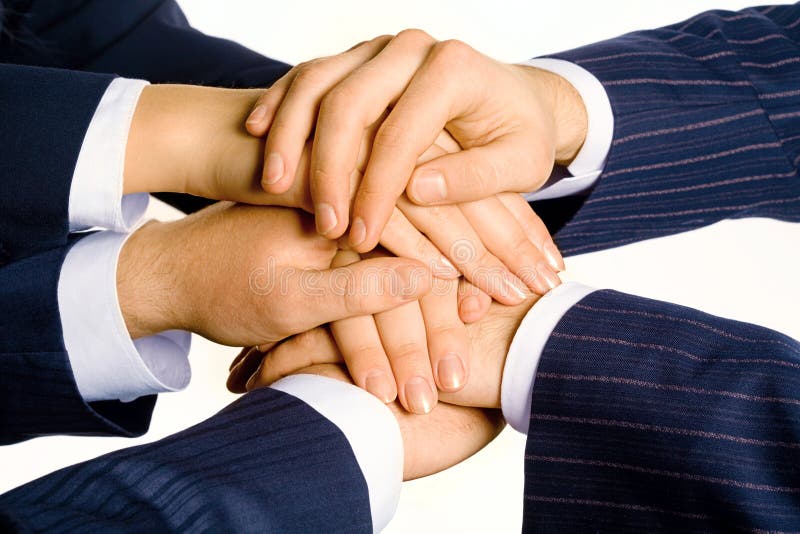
524;289;800;531
0;238;156;446
0;63;114;260
1;0;291;88
0;387;373;533
536;5;800;256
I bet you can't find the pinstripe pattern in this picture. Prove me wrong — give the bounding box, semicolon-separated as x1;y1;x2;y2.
540;4;800;256
0;387;373;533
524;290;800;531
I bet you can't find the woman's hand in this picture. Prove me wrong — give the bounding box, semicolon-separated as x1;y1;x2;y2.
245;31;587;252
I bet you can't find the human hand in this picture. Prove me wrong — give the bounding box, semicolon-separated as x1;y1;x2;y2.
231;279;538;409
229;248;469;414
245;32;587;254
116;202;431;348
250;362;505;480
249;92;564;306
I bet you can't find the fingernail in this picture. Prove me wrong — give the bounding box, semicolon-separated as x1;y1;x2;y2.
365;371;396;403
316;203;338;235
264;153;284;185
538;263;561;291
543;242;564;272
405;377;435;414
437;353;465;391
435;256;458;278
247;104;267;125
411;170;447;203
502;274;529;302
350;217;367;247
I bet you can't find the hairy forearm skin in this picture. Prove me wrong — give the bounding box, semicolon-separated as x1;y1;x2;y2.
520;66;589;166
123;85;264;197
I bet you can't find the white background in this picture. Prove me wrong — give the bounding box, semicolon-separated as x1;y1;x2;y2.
2;1;799;533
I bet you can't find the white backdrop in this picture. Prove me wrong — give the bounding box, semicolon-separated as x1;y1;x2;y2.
2;2;799;533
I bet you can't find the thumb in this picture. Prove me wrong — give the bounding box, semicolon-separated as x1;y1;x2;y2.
291;257;431;329
406;134;552;205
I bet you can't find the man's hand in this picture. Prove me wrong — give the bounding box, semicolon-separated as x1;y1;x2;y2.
246;31;588;252
116;202;431;348
267;363;505;481
232;281;538;409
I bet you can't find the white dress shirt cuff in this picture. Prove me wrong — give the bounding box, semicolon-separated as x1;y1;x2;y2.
501;282;597;434
58;231;192;403
69;77;150;232
521;58;614;201
271;374;403;533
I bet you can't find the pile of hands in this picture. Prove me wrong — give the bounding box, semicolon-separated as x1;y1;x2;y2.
121;31;587;480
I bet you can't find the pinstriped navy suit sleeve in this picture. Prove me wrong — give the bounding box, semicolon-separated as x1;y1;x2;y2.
0;387;374;533
535;4;800;256
0;64;164;445
523;289;800;531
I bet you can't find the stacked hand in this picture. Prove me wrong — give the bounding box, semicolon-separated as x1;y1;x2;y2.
119;29;588;472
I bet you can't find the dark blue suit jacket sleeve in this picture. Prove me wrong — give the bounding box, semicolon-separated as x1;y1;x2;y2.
534;4;800;256
0;387;374;533
0;0;294;444
524;289;800;531
0;0;291;87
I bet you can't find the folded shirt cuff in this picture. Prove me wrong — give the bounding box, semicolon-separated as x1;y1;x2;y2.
68;77;150;232
270;374;403;533
501;282;597;433
58;230;192;403
521;58;614;201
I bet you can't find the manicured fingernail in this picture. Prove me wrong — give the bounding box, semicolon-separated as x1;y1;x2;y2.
405;377;435;414
264;152;284;185
538;263;561;291
502;274;529;302
316;203;338;235
350;217;367;247
411;170;447;203
247;104;267;125
364;371;396;403
435;256;458;278
543;242;564;272
437;353;465;391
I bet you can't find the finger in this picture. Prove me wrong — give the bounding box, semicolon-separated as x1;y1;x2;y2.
279;256;432;335
328;250;397;403
245;69;298;137
245;327;343;391
374;299;437;414
397;196;529;305
420;278;469;392
406;132;548;205
457;280;492;324
459;195;561;294
350;40;486;250
227;346;263;393
262;37;392;194
310;29;437;239
379;206;458;279
498;192;565;271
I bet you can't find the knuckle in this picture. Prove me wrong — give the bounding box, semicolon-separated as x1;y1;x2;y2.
347;344;384;364
373;122;408;150
396;28;434;47
413;235;434;259
432;39;473;62
390;342;428;363
293;62;328;87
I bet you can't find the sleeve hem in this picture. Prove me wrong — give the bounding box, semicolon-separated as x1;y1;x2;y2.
270;374;403;533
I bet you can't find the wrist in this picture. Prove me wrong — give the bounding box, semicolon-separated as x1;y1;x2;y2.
117;220;185;338
521;66;588;165
124;85;264;197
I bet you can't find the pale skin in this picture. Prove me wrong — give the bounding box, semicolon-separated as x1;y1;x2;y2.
117;81;567;412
